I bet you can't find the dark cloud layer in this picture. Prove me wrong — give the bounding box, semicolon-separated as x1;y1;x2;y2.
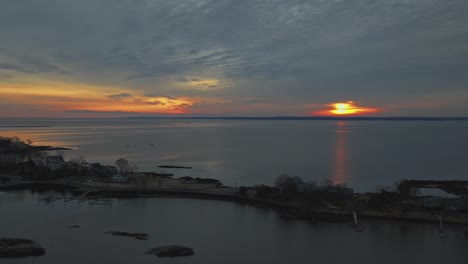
1;0;468;115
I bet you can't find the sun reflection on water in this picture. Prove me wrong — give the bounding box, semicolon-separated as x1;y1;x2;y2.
332;121;348;185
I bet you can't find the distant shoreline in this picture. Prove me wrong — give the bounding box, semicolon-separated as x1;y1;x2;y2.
1;116;468;121
127;116;468;121
0;126;53;128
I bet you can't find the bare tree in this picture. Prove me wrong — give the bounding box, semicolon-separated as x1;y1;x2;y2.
274;174;290;188
274;174;304;195
115;158;129;174
129;162;138;177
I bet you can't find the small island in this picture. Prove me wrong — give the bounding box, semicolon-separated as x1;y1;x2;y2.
145;245;195;257
105;231;149;240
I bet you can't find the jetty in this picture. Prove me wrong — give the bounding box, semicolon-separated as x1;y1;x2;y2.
38;192;113;207
1;169;467;226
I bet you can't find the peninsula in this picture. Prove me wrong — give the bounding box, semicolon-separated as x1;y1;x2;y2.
1;136;467;226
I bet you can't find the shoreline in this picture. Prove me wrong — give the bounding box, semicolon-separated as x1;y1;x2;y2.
2;181;467;226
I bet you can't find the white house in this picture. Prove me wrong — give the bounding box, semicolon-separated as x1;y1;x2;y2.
112;174;128;183
417;188;460;198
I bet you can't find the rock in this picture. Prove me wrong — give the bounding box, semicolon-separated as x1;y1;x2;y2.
0;238;46;258
145;245;195;257
105;231;149;240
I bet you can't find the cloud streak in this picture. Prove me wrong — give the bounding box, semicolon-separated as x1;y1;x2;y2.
0;81;197;115
107;93;132;99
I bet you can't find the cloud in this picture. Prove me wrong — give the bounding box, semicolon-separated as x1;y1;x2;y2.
107;93;132;99
143;101;165;106
0;81;198;115
0;63;40;74
0;73;11;79
64;109;141;115
0;57;65;74
0;0;468;116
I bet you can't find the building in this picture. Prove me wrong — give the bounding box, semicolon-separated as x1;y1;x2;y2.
112;174;128;183
45;156;65;170
417;188;460;199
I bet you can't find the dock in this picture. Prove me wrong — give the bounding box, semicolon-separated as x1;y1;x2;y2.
38;194;113;207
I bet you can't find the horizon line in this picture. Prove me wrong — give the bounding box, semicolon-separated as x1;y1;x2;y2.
130;116;468;121
1;116;468;121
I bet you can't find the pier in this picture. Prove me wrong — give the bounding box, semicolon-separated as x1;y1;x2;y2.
38;194;113;207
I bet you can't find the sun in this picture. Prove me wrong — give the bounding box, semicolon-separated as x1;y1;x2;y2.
332;103;354;115
330;102;360;115
314;101;379;116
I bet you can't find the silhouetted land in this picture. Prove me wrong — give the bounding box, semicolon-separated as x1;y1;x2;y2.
158;165;192;169
1;136;468;225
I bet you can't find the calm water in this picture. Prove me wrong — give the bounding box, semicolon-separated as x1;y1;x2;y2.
1;118;468;191
1;119;468;263
1;190;467;264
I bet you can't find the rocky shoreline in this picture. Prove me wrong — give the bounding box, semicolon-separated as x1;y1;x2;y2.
1;180;468;226
0;238;46;258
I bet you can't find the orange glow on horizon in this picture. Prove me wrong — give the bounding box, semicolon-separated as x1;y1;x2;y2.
0;82;198;115
314;101;379;116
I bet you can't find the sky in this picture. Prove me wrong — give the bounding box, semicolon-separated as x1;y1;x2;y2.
1;0;468;117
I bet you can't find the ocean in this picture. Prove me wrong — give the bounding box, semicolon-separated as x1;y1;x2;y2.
1;118;468;264
0;190;467;264
1;118;467;191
